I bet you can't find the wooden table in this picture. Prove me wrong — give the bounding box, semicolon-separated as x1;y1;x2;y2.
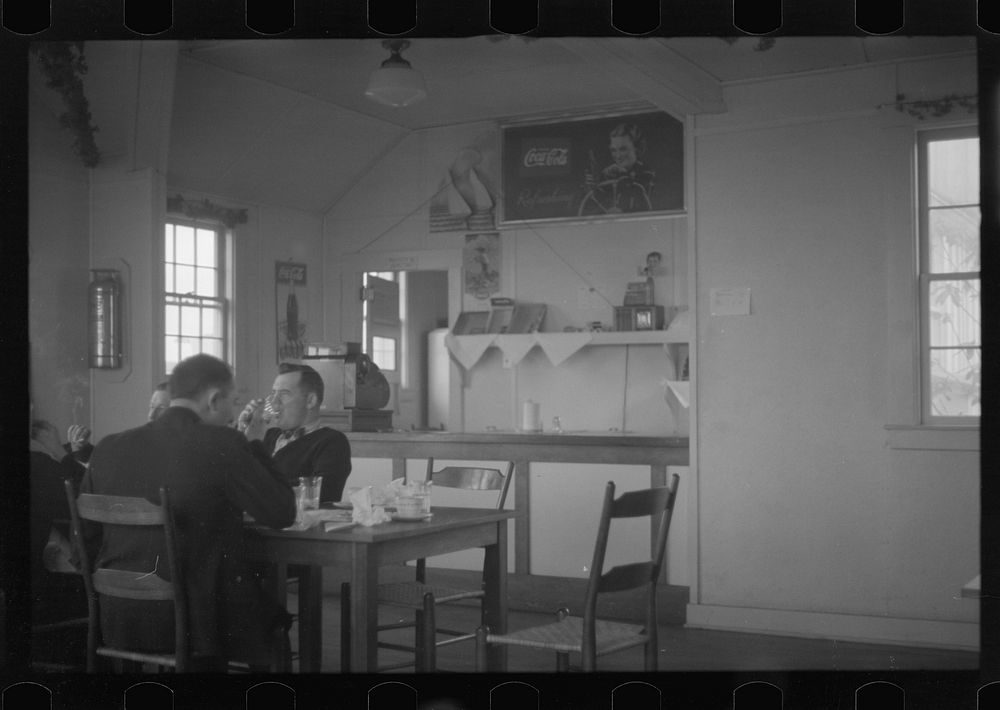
249;507;514;672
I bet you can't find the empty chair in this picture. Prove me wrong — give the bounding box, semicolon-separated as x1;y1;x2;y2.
475;474;680;672
341;459;515;672
64;479;192;672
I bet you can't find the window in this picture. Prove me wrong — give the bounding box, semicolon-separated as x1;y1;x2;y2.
163;220;229;375
918;127;980;422
371;335;397;371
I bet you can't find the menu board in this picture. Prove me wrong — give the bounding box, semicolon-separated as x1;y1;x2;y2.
500;110;684;224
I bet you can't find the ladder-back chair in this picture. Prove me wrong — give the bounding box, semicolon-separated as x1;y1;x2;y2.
64;479;191;672
341;459;515;671
475;474;680;672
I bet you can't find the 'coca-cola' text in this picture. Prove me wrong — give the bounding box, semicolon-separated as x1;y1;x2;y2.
523;147;569;168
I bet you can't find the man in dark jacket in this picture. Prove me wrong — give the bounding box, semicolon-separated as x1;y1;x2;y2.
81;354;296;670
238;362;352;504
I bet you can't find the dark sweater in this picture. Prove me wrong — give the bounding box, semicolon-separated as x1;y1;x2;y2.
262;426;352;503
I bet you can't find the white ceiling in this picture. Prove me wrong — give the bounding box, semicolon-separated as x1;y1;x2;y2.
164;36;975;213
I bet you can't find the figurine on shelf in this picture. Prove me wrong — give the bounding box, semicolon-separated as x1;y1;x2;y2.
642;250;662;277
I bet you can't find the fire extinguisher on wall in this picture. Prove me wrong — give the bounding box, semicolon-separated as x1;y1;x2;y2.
89;269;122;369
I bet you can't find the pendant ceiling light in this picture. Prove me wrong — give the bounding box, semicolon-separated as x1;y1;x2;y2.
365;39;427;108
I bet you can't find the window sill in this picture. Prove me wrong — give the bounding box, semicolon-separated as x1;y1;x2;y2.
884;425;980;451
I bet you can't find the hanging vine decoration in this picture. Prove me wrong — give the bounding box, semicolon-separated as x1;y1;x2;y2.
892;93;978;120
167;195;249;229
30;42;101;168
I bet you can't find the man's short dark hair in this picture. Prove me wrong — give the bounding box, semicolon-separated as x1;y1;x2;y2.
169;354;234;400
278;362;324;406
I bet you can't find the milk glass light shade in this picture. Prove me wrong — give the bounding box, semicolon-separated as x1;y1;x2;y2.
365;40;427;108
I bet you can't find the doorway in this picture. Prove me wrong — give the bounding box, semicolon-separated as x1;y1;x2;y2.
362;270;449;430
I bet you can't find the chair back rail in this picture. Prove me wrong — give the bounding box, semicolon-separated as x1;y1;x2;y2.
74;494;166;525
422;460;516;510
611;485;675;518
91;568;175;601
598;561;657;594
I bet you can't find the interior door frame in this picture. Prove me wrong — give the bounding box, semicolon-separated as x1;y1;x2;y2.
338;250;464;431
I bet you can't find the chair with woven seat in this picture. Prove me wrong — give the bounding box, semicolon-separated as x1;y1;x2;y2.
340;459;515;672
475;474;680;672
64;479;193;672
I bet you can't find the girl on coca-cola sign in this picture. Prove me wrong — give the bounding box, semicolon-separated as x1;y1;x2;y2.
579;122;656;216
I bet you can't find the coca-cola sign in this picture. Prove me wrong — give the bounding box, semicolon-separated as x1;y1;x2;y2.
518;138;572;177
502;111;684;223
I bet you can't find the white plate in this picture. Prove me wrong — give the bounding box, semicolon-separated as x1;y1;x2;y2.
391;513;433;522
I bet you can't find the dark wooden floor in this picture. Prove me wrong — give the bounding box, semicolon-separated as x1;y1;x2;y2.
292;591;979;673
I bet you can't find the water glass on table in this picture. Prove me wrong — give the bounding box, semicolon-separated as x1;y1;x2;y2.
299;475;322;510
395;496;424;518
407;479;432;515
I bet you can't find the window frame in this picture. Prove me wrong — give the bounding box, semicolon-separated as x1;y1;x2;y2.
162;217;230;378
915;125;981;425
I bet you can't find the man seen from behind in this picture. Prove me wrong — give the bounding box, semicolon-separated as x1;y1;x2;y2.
81;354;296;671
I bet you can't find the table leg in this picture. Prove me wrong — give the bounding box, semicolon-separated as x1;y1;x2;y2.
297;565;323;672
482;521;508;671
350;543;379;671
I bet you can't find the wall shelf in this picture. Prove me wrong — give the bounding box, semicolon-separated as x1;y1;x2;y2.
585;328;689;346
444;324;690;370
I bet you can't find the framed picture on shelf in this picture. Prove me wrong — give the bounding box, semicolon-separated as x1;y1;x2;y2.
508;304;547;334
500;109;684;225
452;311;489;335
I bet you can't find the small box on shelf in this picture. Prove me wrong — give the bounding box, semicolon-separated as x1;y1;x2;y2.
614;305;664;332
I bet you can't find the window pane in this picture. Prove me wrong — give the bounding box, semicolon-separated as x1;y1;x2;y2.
175;225;195;264
175;265;195;294
202;306;223;337
179;336;200;361
928;138;979;206
929;347;981;417
165;304;179;335
164;225;174;262
201;338;223;359
928;279;980;347
164;263;174;293
165;336;180;374
195;267;217;297
372;336;396;370
196;228;217;267
180;305;201;336
928;207;980;273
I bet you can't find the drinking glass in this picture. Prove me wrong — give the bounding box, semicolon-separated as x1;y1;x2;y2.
293;484;307;523
299;476;322;510
261;392;278;424
408;480;432;515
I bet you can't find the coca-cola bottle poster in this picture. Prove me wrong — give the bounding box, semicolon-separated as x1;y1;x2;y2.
500;110;683;223
275;261;307;362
